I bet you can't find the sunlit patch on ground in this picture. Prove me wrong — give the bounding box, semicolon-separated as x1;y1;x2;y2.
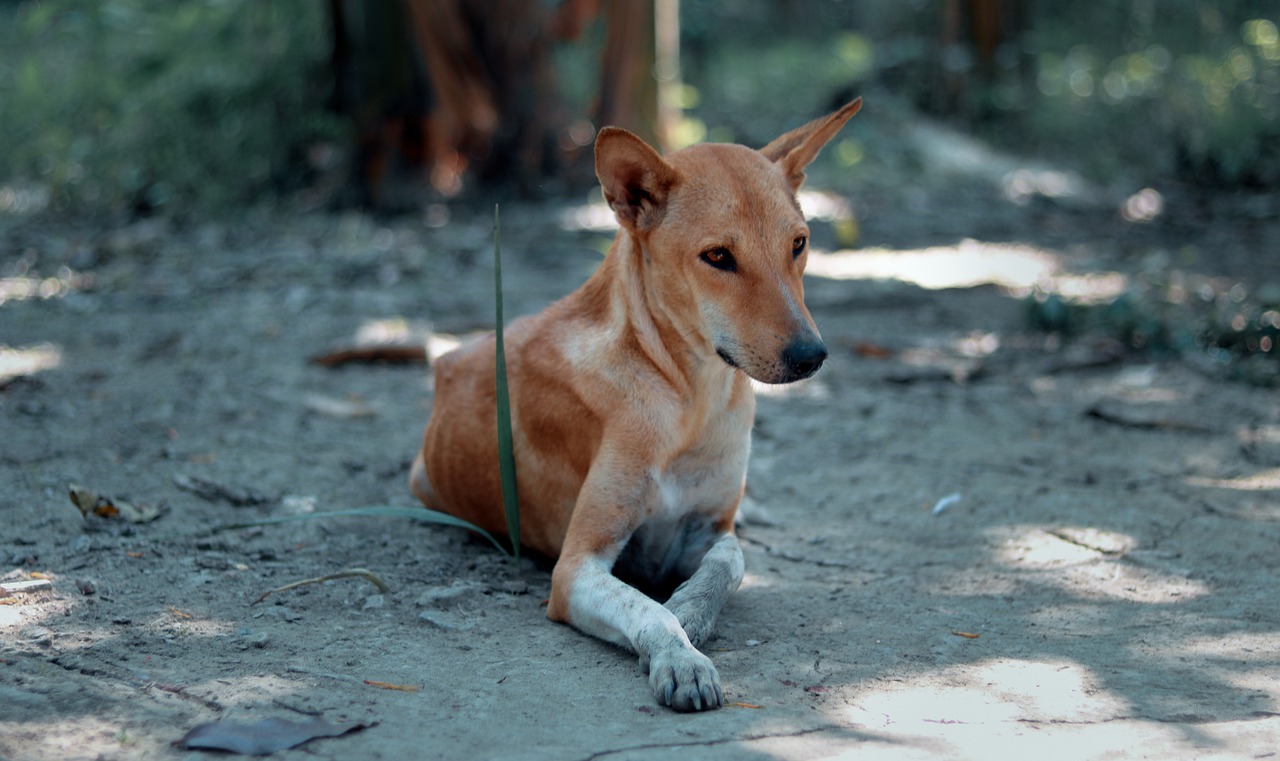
0;343;62;384
807;241;1059;291
558;200;617;232
985;524;1209;602
0;267;90;306
1186;467;1280;492
426;332;466;361
846;658;1128;728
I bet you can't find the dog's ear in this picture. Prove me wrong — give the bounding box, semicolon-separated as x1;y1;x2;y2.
595;127;680;230
760;97;862;192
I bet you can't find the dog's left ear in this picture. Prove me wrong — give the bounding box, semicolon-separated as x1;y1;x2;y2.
760;97;862;192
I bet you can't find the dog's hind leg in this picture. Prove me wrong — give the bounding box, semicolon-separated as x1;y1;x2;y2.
409;452;435;507
663;532;745;648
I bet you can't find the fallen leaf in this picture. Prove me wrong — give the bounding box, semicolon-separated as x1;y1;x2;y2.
951;631;981;639
68;484;163;523
364;680;419;692
310;343;427;367
168;606;192;619
727;701;763;709
177;716;374;755
853;341;894;359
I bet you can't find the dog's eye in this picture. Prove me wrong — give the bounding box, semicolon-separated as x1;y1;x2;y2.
700;247;736;272
792;236;808;258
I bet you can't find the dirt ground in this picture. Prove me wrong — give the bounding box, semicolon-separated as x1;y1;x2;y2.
3;117;1280;760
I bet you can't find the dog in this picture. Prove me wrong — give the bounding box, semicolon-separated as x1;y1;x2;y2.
411;98;862;711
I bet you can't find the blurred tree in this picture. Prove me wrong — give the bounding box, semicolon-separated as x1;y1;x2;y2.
329;0;677;207
330;0;561;205
935;0;1028;118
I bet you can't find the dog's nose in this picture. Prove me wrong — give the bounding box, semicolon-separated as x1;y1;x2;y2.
781;338;827;380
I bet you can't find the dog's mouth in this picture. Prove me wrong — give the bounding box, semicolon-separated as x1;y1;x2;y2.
716;338;828;384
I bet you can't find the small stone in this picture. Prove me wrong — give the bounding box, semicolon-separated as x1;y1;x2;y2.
745;639;761;647
237;630;270;650
362;594;386;610
196;555;228;571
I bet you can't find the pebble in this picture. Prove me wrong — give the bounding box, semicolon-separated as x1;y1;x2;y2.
237;630;271;650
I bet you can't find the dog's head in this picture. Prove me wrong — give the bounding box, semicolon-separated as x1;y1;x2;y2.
595;99;861;385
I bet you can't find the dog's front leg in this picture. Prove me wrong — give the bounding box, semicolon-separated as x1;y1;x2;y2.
663;532;744;648
555;555;723;711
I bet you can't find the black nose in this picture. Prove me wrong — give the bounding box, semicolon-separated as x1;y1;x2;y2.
781;338;827;381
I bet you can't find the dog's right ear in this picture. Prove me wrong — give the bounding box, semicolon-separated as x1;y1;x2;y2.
595;127;680;231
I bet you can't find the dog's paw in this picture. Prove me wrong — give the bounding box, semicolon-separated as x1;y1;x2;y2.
647;646;724;712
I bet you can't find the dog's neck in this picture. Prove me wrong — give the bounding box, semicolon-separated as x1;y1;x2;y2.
583;231;742;402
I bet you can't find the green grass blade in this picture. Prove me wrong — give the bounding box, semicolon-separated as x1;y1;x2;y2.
209;506;509;555
494;204;522;565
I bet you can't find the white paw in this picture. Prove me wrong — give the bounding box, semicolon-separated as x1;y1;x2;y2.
647;645;724;712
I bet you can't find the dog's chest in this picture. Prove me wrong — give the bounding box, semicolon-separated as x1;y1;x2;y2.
613;429;749;586
652;451;741;518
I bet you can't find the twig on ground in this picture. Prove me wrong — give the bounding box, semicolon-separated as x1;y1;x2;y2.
253;567;390;605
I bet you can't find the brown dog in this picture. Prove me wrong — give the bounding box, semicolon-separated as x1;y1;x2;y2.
411;98;862;711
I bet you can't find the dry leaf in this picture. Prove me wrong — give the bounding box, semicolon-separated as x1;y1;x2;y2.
68;484;163;523
853;341;894;359
363;680;419;692
310;343;427;367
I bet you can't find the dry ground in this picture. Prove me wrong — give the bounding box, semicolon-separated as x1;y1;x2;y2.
3;120;1280;760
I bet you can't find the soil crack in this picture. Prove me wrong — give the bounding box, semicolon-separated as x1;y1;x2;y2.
575;723;857;761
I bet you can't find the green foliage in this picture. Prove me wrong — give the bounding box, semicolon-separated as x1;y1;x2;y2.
681;0;1279;188
1024;3;1280;185
0;0;343;214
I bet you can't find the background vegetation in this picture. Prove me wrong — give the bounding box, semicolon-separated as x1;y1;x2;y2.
0;0;339;216
0;0;1276;216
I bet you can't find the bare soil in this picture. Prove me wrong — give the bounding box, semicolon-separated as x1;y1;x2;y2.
3;120;1280;760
